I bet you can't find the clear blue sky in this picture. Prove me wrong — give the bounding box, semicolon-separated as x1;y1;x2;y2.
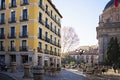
52;0;109;46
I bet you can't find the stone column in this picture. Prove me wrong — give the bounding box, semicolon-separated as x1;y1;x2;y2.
33;66;44;80
23;63;32;78
11;62;17;73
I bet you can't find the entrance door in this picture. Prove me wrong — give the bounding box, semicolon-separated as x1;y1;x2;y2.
38;56;42;66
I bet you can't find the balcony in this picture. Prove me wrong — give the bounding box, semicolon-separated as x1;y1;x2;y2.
0;47;4;51
45;37;50;43
0;20;5;25
19;46;28;51
0;34;5;39
20;1;29;6
50;51;53;55
9;3;17;8
37;47;43;53
58;33;61;37
45;24;50;29
8;46;16;51
45;10;50;16
58;23;61;27
58;44;61;48
39;4;45;11
44;50;49;54
38;19;45;25
20;16;29;22
8;33;16;39
58;53;60;56
8;18;16;23
0;6;6;10
19;33;28;38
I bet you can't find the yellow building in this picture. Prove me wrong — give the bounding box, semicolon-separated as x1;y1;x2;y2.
0;0;62;68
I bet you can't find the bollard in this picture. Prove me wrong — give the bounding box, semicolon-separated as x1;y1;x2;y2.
11;62;17;73
23;63;32;78
33;66;44;80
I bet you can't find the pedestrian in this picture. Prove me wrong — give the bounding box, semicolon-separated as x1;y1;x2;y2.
113;64;117;73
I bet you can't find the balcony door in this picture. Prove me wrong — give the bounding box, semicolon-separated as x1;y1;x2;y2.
1;13;5;23
23;0;28;4
23;9;27;19
22;25;27;36
39;28;42;38
11;11;15;21
10;27;15;37
22;40;27;47
0;28;4;35
45;32;48;40
0;41;3;49
11;0;16;6
0;0;5;9
10;40;14;49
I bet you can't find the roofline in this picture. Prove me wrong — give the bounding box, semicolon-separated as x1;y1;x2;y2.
47;0;63;18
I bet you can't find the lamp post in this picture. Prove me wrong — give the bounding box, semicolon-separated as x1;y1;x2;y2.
76;49;85;64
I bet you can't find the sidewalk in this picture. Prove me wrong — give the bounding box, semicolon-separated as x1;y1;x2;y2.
86;69;120;80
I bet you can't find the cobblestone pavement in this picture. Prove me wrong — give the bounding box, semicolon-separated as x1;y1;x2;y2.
0;69;88;80
86;74;120;80
0;73;15;80
45;69;88;80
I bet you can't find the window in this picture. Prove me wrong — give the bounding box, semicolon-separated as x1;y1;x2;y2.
0;41;4;50
39;12;42;22
55;15;56;20
54;37;56;44
45;44;48;51
22;25;27;36
46;5;48;12
10;55;16;62
0;28;4;35
0;0;5;9
38;28;42;39
50;35;52;43
51;10;52;17
58;49;60;56
22;40;27;48
11;0;16;7
54;26;56;33
23;9;27;20
23;0;28;4
58;29;60;35
45;32;48;40
54;48;56;54
38;42;42;49
50;46;52;51
50;22;52;30
0;13;5;23
11;11;15;21
10;27;15;37
58;39;60;46
58;18;60;24
10;40;14;50
39;0;43;6
45;18;48;26
21;55;28;63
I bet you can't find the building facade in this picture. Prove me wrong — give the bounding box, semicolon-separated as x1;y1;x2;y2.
69;48;99;65
0;0;62;68
96;0;120;63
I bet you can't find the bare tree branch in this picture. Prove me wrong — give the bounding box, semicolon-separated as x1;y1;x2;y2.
61;27;80;53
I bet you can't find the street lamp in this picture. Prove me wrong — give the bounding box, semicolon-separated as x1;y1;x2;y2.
76;49;85;55
76;49;85;64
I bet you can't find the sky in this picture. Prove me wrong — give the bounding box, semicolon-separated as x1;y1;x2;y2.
52;0;109;46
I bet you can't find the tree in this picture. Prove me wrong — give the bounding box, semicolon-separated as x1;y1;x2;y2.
61;27;79;53
106;37;120;65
